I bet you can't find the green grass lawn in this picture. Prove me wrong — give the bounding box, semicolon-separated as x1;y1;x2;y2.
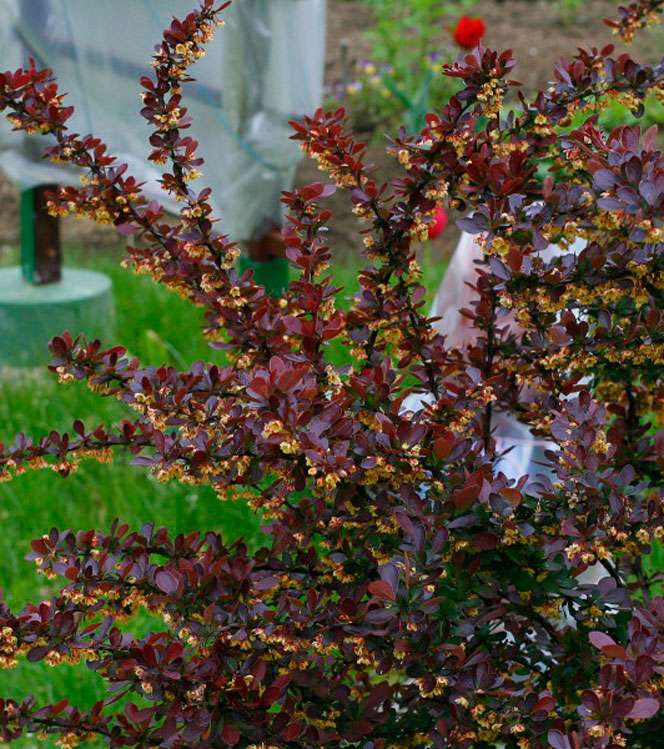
0;239;445;743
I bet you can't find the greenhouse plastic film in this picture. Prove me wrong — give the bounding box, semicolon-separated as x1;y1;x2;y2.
0;0;326;241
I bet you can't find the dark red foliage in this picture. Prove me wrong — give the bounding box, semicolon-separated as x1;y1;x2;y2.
2;0;664;746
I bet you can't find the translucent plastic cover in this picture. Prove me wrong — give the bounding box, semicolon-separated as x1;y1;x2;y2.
405;231;587;480
0;0;326;241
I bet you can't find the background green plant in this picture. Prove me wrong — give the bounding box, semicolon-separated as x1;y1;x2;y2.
363;0;475;73
328;0;477;135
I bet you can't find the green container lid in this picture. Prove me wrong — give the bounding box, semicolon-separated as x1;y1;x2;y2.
0;266;115;367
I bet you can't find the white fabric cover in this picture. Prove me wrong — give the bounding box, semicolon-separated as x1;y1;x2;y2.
0;0;326;241
406;231;586;482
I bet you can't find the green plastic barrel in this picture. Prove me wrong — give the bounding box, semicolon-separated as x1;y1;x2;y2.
0;266;115;367
238;256;289;296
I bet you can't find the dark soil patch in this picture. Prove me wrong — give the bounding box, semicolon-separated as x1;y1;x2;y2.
324;0;663;95
309;0;664;262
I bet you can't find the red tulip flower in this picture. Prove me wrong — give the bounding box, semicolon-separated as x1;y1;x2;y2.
453;16;486;49
427;206;448;240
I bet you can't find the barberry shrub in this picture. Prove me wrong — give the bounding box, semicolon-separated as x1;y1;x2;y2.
2;1;664;746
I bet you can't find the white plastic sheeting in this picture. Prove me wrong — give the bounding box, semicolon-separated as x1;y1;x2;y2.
0;0;326;241
403;231;587;483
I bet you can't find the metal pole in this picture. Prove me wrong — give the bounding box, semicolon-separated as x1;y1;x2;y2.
19;0;62;286
20;185;61;284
